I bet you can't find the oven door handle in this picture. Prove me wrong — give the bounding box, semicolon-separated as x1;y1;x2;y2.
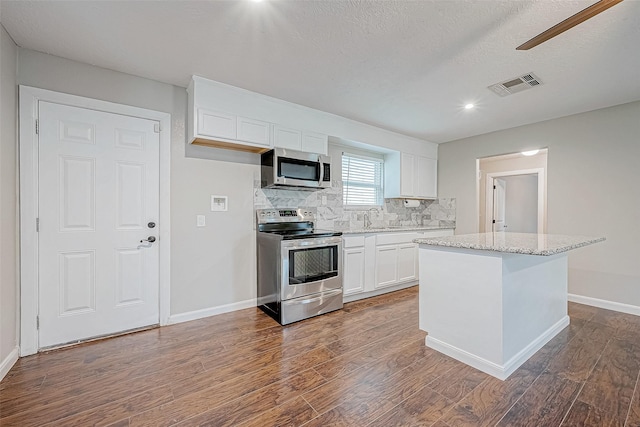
297;288;342;304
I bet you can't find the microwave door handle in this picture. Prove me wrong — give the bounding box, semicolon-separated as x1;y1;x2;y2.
318;156;324;185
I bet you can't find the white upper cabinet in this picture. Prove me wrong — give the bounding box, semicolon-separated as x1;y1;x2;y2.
272;125;302;150
273;126;328;155
237;116;271;147
384;151;437;199
416;156;437;198
188;76;328;154
301;131;328;155
197;109;236;140
188;77;272;153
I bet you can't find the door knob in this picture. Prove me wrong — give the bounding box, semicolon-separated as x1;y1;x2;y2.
140;236;156;243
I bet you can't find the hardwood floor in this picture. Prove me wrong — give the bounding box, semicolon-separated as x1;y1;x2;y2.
1;287;640;426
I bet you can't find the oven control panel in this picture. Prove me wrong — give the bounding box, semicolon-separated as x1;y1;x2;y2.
256;208;315;223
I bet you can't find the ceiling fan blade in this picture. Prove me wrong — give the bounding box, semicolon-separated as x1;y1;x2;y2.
516;0;623;50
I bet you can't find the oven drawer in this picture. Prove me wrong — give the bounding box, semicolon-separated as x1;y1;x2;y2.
281;288;343;325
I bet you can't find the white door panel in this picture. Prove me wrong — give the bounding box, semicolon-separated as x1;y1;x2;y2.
493;178;507;232
38;101;160;348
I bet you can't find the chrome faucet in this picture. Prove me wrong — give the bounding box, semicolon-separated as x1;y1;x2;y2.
364;208;378;229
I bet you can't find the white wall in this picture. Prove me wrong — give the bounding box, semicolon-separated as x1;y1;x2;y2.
438;101;640;307
0;24;18;374
14;48;438;322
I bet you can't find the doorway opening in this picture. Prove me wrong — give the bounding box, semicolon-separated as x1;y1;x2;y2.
477;149;547;233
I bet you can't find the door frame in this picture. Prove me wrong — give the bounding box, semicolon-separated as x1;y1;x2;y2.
19;86;171;356
484;168;545;233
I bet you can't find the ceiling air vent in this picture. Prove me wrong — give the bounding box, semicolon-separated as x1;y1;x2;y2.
488;73;542;97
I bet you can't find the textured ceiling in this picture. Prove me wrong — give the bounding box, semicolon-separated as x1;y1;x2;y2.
2;0;639;143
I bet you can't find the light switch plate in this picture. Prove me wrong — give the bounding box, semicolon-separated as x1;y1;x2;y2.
196;215;206;227
211;195;228;212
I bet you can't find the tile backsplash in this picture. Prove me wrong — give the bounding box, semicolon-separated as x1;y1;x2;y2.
254;180;456;230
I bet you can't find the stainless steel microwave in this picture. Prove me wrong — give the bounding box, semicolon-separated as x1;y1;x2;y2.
261;148;332;190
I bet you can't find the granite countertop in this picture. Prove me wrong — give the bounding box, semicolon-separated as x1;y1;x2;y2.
342;225;455;234
414;232;605;256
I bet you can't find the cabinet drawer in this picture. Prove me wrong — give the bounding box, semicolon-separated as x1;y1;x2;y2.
376;232;419;246
343;235;365;248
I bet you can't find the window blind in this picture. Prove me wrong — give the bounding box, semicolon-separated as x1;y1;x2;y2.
342;153;384;206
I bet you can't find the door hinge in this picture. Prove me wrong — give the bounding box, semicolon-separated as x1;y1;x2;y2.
493;185;496;189
36;217;40;232
36;316;40;330
35;119;39;135
153;123;161;133
492;220;496;224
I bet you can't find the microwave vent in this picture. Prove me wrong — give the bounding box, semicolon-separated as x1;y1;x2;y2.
488;72;543;97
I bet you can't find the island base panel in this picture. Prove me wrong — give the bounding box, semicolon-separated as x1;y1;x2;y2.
418;246;569;380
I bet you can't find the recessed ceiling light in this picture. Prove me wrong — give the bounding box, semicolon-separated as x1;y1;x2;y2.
521;149;540;156
464;103;474;110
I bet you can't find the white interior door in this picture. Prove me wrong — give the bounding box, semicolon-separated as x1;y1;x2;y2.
493;178;507;232
38;101;160;348
503;174;538;233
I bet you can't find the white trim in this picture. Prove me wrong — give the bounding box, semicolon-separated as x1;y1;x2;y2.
568;294;640;317
0;347;20;381
425;316;569;381
19;86;171;356
485;168;546;234
167;299;258;325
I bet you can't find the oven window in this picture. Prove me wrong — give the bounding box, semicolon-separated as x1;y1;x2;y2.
278;158;320;182
289;245;338;284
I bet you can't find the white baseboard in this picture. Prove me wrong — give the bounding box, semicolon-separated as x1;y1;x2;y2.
0;346;19;382
568;294;640;316
167;298;257;325
425;316;570;381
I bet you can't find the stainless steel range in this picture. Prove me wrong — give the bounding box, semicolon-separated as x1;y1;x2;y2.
256;208;343;325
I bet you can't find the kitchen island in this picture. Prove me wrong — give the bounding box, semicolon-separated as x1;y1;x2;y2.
415;232;605;380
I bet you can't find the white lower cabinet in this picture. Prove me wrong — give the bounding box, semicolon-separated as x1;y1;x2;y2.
374;238;418;289
374;245;399;289
397;243;418;283
343;247;365;296
343;229;454;302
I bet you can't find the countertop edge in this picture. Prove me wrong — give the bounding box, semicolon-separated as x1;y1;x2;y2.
414;235;606;256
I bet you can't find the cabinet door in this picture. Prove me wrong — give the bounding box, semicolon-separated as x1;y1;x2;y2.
401;153;415;197
416;156;437;198
302;131;328;155
197;109;236;140
397;243;418;283
237;116;271;147
343;247;365;296
375;245;398;289
273;125;302;150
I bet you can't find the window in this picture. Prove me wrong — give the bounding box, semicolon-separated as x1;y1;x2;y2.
342;153;384;206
